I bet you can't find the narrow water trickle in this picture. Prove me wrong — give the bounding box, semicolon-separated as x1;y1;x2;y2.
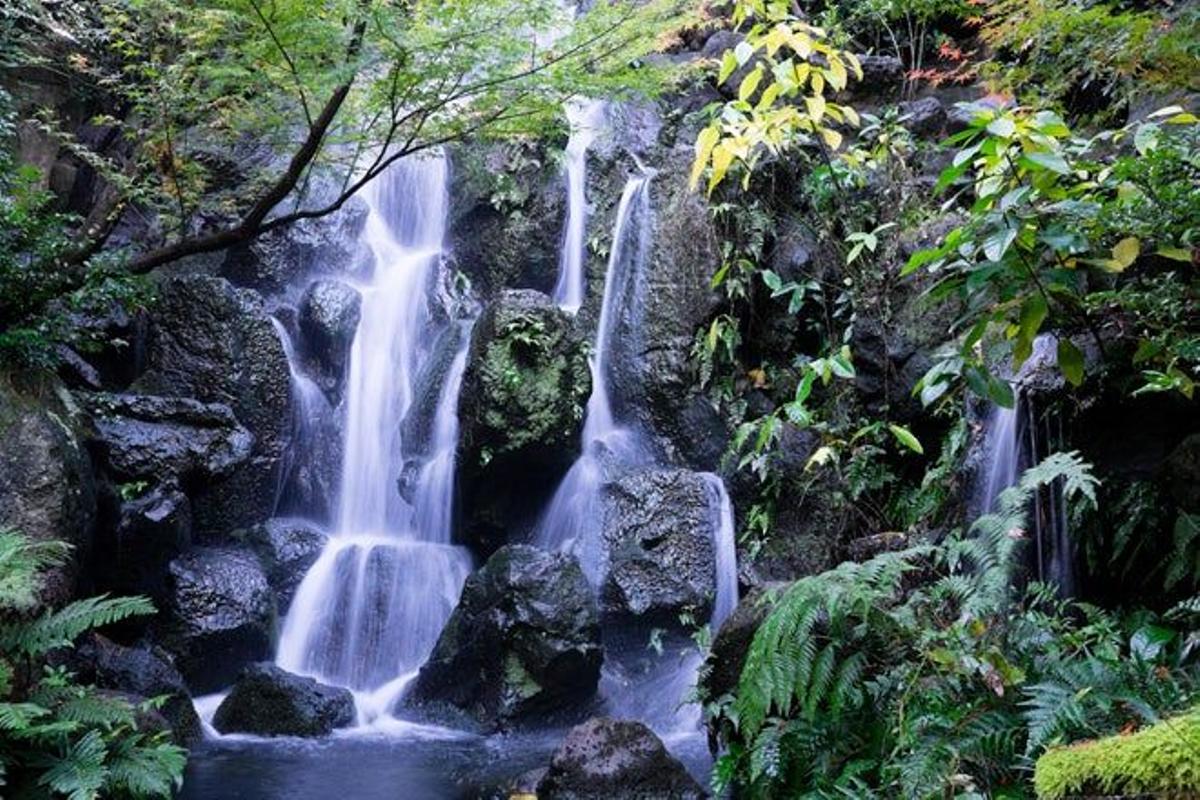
275;154;474;721
552;99;606;313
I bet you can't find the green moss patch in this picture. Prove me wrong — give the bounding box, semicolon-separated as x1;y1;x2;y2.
1034;707;1200;799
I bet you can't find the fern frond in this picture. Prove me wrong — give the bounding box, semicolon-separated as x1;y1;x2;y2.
0;595;156;657
0;529;70;613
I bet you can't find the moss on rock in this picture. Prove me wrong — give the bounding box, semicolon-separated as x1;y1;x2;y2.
1034;707;1200;799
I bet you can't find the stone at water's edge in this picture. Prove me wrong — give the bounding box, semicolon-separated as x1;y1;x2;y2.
601;468;718;624
456;291;590;555
0;376;96;607
408;544;602;731
213;663;355;737
159;546;275;694
537;717;707;800
134;274;293;539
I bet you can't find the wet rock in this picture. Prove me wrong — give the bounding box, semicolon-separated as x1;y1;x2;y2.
72;634;203;745
601;469;718;623
221;201;368;293
537;717;707;799
607;150;722;468
160;546;275;694
213;663;355;737
0;376;96;606
78;392;253;483
245;518;328;608
457;291;591;554
448;141;564;297
854;54;904;96
409;545;602;731
135;274;293;538
298;279;361;381
95;481;192;602
899;96;948;138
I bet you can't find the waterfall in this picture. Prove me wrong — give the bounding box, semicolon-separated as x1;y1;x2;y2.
270;317;337;521
536;172;655;573
703;473;739;629
551;99;606;313
276;154;474;718
974;334;1075;594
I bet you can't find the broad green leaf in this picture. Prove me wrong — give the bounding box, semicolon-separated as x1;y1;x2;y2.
738;66;763;102
718;51;738;85
1058;339;1085;386
1020;151;1071;175
1157;246;1193;262
986;116;1016;138
1110;236;1140;270
690;125;719;189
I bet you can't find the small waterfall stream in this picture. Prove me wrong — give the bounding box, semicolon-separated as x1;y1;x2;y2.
275;155;474;721
552;99;606;313
975;334;1076;595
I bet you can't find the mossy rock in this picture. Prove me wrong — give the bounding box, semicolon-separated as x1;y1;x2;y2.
1034;707;1200;799
456;290;590;554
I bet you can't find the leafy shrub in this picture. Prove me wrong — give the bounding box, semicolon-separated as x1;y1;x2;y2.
708;454;1199;797
0;529;186;798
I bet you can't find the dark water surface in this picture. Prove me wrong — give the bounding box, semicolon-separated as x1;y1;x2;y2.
180;728;711;800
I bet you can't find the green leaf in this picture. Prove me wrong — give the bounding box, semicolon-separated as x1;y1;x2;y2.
718;51;739;84
888;424;924;455
986;116;1016;138
1020;151;1071;175
1057;339;1084;386
1111;236;1140;270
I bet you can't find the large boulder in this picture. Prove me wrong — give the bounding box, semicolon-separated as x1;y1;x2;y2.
456;291;590;554
77;392;253;484
212;663;355;737
537;717;707;800
601;469;719;624
244;517;328;609
134;274;293;538
94;480;192;603
0;376;96;605
72;635;203;745
297;278;361;389
159;546;275;693
409;545;602;730
448;140;564;297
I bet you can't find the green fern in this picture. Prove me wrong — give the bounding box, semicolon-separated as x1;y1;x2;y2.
0;529;185;799
713;454;1198;798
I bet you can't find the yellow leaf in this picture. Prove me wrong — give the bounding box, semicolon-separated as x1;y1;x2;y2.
843;105;861;127
794;62;811;88
828;57;847;91
1111;236;1140;270
820;126;843;150
789;31;813;59
756;82;781;111
806;446;836;471
811;71;825;96
845;51;864;81
690;125;719;190
708;142;736;195
1157;246;1193;262
805;94;826;123
739;66;763;102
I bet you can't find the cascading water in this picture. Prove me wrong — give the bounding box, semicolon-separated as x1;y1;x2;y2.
536;171;656;577
551;99;606;313
275;155;473;720
538;166;739;739
270;317;338;521
975;334;1075;595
